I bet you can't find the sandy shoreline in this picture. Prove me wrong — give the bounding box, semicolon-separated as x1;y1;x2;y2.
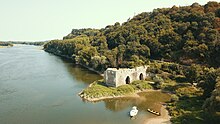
144;105;171;124
0;46;12;48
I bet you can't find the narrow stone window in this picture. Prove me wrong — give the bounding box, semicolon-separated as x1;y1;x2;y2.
139;73;144;80
125;76;130;84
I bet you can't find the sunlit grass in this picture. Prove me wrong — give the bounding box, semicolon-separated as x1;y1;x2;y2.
80;79;153;99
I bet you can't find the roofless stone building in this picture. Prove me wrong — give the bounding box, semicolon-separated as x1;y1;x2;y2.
104;66;149;87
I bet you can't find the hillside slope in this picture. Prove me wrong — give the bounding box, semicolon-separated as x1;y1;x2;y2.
44;2;220;72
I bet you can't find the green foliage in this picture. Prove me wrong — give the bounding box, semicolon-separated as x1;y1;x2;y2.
183;64;202;83
44;2;220;73
203;77;220;117
80;80;153;99
170;94;179;102
183;65;220;98
146;60;220;123
131;80;153;90
167;97;206;124
175;86;203;97
9;41;46;46
116;85;135;94
167;84;208;124
0;41;13;47
148;61;183;76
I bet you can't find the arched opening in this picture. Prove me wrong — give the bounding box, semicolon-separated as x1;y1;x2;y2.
125;76;130;84
139;73;144;80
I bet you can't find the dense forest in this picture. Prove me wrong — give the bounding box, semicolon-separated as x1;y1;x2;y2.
44;1;220;123
45;2;220;71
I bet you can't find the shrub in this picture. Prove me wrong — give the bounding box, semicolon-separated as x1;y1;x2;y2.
171;94;179;102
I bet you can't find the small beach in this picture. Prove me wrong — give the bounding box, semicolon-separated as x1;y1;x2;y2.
144;105;171;124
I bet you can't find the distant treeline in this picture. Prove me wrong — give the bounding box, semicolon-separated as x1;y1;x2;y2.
10;41;46;46
0;41;13;47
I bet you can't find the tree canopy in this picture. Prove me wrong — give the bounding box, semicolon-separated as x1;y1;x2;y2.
44;2;220;71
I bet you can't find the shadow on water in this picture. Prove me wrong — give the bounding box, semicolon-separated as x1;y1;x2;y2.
57;57;102;84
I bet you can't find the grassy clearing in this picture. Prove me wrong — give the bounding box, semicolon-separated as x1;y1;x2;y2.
79;80;153;99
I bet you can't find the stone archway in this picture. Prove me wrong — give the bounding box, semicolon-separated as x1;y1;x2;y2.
139;73;144;80
125;76;130;84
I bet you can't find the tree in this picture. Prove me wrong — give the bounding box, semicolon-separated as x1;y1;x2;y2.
198;68;219;98
203;76;220;116
184;64;202;84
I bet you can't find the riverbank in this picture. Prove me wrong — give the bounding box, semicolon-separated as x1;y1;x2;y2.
44;49;104;76
79;90;140;102
0;42;13;48
0;45;13;48
145;105;171;124
0;46;11;48
79;80;154;102
79;89;161;102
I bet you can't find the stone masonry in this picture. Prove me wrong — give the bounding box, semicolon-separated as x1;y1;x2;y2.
104;66;149;87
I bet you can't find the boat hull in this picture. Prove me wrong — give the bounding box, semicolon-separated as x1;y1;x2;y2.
130;110;138;117
147;109;160;116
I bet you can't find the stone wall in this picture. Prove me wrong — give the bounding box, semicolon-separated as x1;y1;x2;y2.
104;66;149;87
104;69;117;87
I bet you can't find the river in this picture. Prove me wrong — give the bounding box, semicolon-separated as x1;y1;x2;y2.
0;45;170;124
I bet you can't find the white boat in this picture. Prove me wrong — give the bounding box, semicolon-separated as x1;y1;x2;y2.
129;106;138;117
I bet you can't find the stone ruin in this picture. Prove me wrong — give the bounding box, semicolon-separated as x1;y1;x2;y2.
104;66;149;87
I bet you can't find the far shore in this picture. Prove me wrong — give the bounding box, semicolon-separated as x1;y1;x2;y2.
0;46;12;48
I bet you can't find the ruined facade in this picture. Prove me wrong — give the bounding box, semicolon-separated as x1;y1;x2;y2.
104;66;149;87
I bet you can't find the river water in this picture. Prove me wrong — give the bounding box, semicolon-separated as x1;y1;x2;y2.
0;45;170;124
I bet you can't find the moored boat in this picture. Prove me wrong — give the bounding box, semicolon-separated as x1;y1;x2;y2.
130;106;138;117
147;108;160;116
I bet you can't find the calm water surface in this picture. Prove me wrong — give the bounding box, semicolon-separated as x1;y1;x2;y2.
0;45;170;124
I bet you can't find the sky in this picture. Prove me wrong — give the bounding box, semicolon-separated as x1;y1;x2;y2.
0;0;217;41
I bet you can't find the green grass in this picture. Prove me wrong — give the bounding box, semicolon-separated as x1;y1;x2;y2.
80;79;153;99
131;80;153;90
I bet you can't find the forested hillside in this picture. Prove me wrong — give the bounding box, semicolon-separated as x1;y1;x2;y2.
44;2;220;72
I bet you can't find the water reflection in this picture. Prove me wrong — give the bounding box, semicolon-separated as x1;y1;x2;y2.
60;57;102;84
104;98;136;112
103;91;170;112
